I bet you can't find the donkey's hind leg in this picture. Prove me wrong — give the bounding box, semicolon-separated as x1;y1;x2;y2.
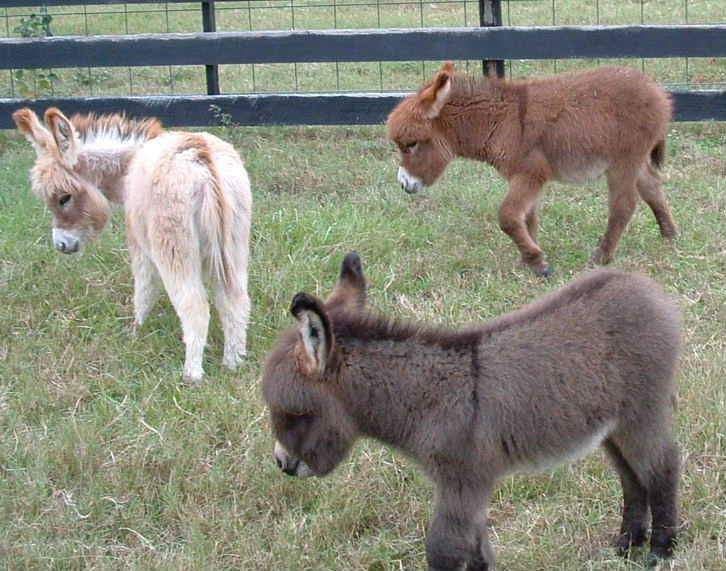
636;164;677;239
214;273;250;371
129;238;162;334
603;438;650;555
646;440;680;562
155;253;210;385
609;432;680;563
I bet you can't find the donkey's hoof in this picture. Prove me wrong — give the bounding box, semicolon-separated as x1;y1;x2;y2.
182;371;204;387
533;264;554;278
127;321;141;338
661;227;678;241
520;257;552;278
646;551;674;568
223;351;246;371
525;261;553;278
589;247;612;267
615;531;647;557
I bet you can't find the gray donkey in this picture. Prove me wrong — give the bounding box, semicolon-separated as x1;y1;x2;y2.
262;253;682;570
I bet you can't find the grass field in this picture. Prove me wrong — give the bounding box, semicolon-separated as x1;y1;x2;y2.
1;1;725;569
0;116;724;568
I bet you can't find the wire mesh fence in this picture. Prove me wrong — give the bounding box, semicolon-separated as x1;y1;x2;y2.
2;0;724;100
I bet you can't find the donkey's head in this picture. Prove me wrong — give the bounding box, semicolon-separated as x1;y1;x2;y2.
386;62;456;193
13;107;111;254
262;252;367;478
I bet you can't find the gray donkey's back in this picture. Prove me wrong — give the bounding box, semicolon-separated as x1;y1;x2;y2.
468;270;680;474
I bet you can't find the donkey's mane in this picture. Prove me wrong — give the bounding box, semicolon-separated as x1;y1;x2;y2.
331;269;624;350
448;74;501;98
331;310;482;350
71;112;163;147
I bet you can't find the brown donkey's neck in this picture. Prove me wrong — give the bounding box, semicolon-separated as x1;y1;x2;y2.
437;76;525;167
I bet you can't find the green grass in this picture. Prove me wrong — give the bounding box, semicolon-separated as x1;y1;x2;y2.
0;117;724;569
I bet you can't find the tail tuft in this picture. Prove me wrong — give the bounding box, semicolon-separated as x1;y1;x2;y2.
187;135;233;289
651;139;666;170
202;171;234;288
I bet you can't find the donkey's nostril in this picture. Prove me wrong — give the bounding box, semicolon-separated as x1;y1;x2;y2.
281;458;300;476
52;229;80;254
276;456;283;470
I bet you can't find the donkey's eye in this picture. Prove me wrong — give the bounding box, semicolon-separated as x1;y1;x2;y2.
59;194;71;207
401;142;418;154
278;411;314;435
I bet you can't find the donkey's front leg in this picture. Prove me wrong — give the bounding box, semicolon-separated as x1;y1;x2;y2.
468;519;494;571
426;485;493;571
499;175;550;277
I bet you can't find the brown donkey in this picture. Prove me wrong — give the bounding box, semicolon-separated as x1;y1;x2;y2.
263;253;682;570
387;64;677;276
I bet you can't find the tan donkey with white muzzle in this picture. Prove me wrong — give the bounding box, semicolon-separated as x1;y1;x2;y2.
263;253;681;570
387;64;677;277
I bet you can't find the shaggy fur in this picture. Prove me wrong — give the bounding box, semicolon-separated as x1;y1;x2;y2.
13;107;252;383
387;64;677;276
263;253;682;570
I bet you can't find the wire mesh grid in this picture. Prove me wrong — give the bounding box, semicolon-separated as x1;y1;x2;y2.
1;0;724;99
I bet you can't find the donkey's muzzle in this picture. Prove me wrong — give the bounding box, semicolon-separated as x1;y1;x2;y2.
55;239;79;254
273;441;314;478
277;455;300;476
397;166;424;194
52;228;80;254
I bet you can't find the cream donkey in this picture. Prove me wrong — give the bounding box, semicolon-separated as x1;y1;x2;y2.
13;108;252;383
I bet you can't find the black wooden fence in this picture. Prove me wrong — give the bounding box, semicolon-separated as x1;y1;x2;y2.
1;1;725;127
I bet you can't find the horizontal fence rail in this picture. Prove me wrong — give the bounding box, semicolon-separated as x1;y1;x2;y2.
3;25;726;70
1;0;235;6
2;90;724;129
1;15;725;125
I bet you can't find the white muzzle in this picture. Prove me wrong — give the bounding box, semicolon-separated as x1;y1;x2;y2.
52;228;81;254
397;166;424;194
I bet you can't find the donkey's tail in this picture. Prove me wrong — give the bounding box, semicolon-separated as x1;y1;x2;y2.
651;139;666;170
199;152;235;289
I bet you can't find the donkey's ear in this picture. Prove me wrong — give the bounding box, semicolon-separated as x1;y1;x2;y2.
12;108;53;155
419;62;455;119
44;108;79;166
291;292;334;377
327;251;367;310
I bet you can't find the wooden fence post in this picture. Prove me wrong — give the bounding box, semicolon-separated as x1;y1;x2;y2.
201;0;220;95
479;0;505;77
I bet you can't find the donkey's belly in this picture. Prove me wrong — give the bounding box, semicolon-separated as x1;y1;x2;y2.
515;420;616;474
554;158;609;185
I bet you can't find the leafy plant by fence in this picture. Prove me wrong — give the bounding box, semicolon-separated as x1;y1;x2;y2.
0;0;724;126
9;6;58;97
